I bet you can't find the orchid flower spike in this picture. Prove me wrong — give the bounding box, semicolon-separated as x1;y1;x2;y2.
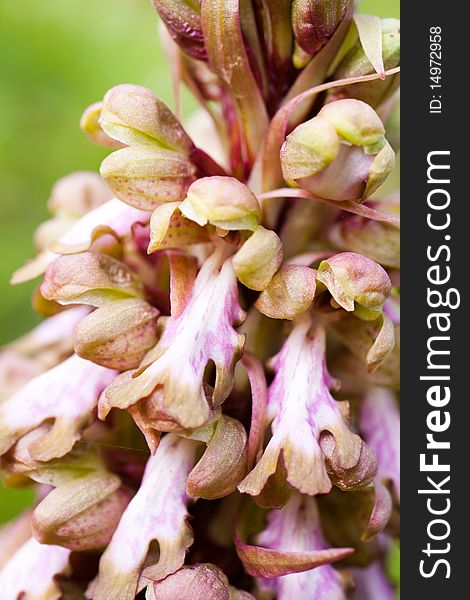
2;0;400;595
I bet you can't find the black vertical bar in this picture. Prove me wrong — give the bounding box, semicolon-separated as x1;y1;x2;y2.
401;2;467;596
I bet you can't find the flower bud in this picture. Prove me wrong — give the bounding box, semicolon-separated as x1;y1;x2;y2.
255;265;316;320
100;146;196;210
147;563;255;600
187;415;247;499
333;19;400;108
233;226;283;291
316;252;391;320
80;101;124;147
152;0;206;61
281;99;395;202
180;176;261;231
32;472;132;551
292;0;351;68
99;84;194;153
41;252;144;307
73;299;159;370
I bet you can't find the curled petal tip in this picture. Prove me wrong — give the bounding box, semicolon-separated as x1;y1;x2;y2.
187;414;247;500
0;355;116;461
100;84;194;154
316;252;391;320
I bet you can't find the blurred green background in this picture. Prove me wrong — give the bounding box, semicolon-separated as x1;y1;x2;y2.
0;0;399;529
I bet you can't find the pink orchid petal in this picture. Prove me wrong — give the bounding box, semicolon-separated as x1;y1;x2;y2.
241;351;268;469
12;306;90;354
360;387;400;502
11;198;150;284
0;354;116;460
101;252;246;430
0;511;33;569
239;316;368;500
90;434;197;600
0;538;71;600
252;494;350;599
352;561;396;600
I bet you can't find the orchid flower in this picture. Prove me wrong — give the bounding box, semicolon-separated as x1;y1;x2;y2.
11;197;150;284
0;306;89;399
239;316;376;506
